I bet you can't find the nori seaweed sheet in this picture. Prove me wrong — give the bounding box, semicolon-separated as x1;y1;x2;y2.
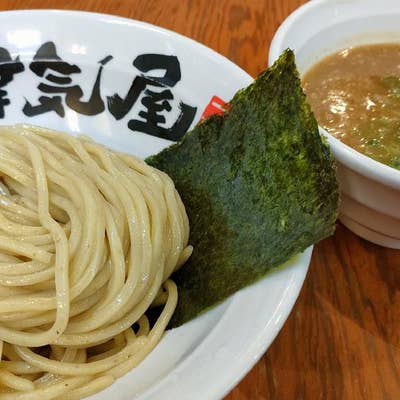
146;49;339;327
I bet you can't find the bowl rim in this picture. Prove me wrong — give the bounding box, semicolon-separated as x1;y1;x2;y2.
268;0;400;190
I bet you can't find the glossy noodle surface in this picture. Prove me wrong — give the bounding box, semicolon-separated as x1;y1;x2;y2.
0;124;191;399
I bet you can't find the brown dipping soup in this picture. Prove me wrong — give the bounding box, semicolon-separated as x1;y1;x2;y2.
302;43;400;170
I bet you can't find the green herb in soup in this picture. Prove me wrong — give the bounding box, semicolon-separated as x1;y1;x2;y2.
302;43;400;170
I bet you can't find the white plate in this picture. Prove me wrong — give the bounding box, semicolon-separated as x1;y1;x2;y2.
0;10;311;400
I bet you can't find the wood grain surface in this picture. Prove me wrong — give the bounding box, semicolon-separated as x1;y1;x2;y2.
1;1;399;399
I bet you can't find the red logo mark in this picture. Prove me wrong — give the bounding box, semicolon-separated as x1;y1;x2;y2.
200;95;229;121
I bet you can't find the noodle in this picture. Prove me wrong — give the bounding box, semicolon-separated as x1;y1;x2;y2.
0;124;192;399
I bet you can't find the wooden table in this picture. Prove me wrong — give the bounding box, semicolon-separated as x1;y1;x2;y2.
3;0;400;399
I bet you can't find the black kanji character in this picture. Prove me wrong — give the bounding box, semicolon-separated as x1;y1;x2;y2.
107;53;197;141
0;48;25;118
133;54;181;87
23;42;112;117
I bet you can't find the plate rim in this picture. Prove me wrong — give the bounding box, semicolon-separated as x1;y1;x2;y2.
0;8;253;80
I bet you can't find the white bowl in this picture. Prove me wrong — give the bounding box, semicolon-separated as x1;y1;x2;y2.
269;0;400;249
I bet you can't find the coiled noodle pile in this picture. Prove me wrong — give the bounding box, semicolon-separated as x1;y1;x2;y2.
0;125;192;399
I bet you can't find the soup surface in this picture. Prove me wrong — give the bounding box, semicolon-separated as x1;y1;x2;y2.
302;43;400;170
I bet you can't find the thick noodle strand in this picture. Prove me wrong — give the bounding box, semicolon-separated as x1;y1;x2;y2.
0;124;192;399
